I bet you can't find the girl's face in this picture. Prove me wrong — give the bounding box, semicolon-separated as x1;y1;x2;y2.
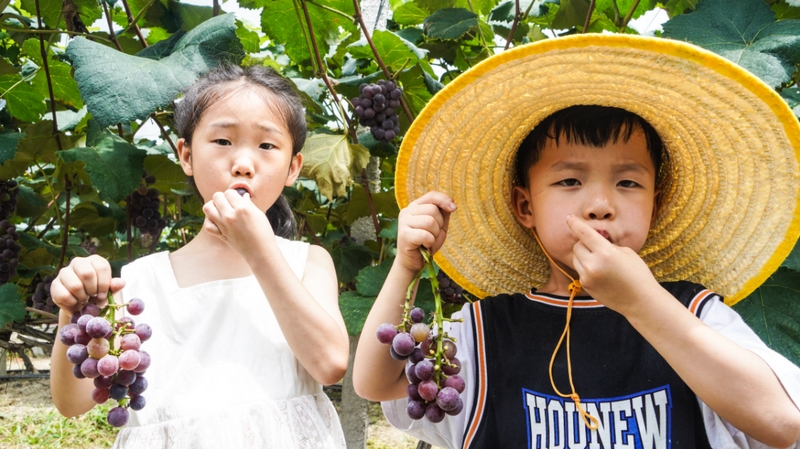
512;128;658;278
177;86;302;213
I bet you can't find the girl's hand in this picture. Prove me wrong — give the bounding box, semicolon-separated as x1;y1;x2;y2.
395;191;456;274
50;255;124;315
202;189;273;258
567;215;660;315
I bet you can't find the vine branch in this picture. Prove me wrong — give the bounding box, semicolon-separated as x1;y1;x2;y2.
121;0;148;47
582;0;597;33
100;0;123;52
57;176;72;270
618;0;642;33
34;0;62;152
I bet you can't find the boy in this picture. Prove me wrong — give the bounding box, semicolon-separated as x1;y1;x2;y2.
353;35;800;448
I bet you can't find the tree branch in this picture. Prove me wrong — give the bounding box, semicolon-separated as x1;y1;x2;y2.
121;0;148;47
34;0;62;152
582;0;597;33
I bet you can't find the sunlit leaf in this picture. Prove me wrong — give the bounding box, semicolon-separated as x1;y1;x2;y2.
0;74;45;123
300;134;370;201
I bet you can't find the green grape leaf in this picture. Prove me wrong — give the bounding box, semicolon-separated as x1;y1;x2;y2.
144;154;187;192
552;0;591;30
330;239;375;284
733;267;800;366
773;2;800;20
781;87;800;119
357;131;398;158
348;30;428;72
782;234;800;271
32;59;84;110
0;283;24;328
136;30;187;60
66;14;244;128
69;202;118;236
415;0;456;11
594;0;652;22
57;121;147;202
172;1;214;30
397;65;433;120
236;20;260;53
424;8;479;41
455;0;497;15
0;74;45;123
662;0;800;88
15;120;65;165
261;0;357;65
300;134;370;201
356;259;394;297
0;132;24;165
15;183;47;219
339;290;375;336
394;2;429;25
19;0;61;28
343;184;400;226
663;0;699;18
489;0;516;23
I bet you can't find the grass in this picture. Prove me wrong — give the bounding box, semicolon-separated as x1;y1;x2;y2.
0;404;116;449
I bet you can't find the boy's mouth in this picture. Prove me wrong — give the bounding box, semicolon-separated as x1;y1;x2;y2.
596;229;611;242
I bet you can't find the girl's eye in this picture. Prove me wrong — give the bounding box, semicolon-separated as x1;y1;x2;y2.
214;139;231;146
557;179;581;187
259;143;275;150
618;180;640;188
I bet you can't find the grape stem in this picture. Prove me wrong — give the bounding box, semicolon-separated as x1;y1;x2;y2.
402;268;425;333
421;249;446;385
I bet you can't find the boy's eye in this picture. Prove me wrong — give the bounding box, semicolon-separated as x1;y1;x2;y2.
214;139;231;146
557;179;581;187
260;143;275;150
618;180;640;188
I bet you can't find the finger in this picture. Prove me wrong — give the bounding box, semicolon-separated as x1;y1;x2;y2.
56;266;91;305
211;191;234;216
49;276;80;310
202;216;223;238
88;255;112;300
410;191;457;213
224;189;250;207
405;213;442;236
566;215;609;251
402;228;437;250
408;203;446;229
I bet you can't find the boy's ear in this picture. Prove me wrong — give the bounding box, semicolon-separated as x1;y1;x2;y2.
176;138;193;177
512;185;536;229
285;153;303;186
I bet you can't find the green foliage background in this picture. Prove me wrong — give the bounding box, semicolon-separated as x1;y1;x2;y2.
0;0;799;367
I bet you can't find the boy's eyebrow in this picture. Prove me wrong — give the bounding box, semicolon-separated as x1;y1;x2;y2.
208;121;285;134
548;160;653;174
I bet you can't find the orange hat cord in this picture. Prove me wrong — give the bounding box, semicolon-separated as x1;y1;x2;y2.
532;230;600;431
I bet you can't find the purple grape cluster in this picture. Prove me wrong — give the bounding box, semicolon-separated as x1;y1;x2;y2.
0;179;19;221
130;171;166;237
30;275;56;315
437;271;466;305
59;297;152;427
353;80;402;142
0;220;20;284
377;307;465;422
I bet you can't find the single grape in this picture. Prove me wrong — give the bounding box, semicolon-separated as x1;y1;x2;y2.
442;357;461;375
407;383;422;402
127;298;145;315
109;383;128;400
425;402;446;423
82;303;100;317
66;344;88;365
405;363;420;385
129;394;146;411
117;316;135;331
409;307;425;323
87;338;110;359
407;400;426;420
119;350;141;371
76;314;93;330
85;317;112;339
443;339;457;359
418;379;439;402
444;374;465;394
94;376;114;389
134;324;152;342
107;407;129;427
419;338;432;357
117;370;137;386
392;332;415;357
414;359;435;381
390;345;409;361
409;347;425;364
376;323;397;345
74;328;91;346
92;388;110;404
97;355;119;377
128;376;148;395
59;323;79;346
410;323;430;343
445;397;464;416
120;334;141;351
72;364;86;379
436;387;460;412
80;357;100;378
133;350;151;373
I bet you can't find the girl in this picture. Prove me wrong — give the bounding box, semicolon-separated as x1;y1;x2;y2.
49;65;349;448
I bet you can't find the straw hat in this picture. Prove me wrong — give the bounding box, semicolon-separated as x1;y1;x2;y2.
395;34;800;306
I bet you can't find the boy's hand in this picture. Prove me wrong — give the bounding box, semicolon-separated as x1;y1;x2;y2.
566;215;660;315
396;191;456;273
202;189;274;258
50;255;124;315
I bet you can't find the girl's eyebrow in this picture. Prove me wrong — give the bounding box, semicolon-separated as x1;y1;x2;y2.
208;121;285;135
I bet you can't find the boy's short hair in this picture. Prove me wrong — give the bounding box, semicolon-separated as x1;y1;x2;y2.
514;105;666;188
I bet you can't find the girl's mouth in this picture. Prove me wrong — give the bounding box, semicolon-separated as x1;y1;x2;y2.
235;188;248;196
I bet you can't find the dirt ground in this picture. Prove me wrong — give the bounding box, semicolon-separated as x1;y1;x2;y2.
0;356;425;449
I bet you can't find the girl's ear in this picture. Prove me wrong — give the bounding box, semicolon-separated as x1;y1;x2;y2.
177;138;193;176
285;153;303;186
512;185;536;229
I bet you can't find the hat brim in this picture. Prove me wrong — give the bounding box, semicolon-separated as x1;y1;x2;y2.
396;34;800;305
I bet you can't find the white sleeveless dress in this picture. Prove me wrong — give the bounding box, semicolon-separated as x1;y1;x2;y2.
112;237;346;448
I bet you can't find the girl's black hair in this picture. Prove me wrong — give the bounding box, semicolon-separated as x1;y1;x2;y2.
173;65;306;239
514;105;666;187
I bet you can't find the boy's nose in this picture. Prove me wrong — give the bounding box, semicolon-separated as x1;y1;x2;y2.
584;197;614;220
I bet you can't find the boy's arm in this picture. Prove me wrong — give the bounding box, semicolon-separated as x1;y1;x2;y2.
49;255;123;417
568;216;800;447
353;192;456;402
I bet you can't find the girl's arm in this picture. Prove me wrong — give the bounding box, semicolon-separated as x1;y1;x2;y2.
49;255;124;417
202;190;349;385
567;216;800;447
353;191;456;402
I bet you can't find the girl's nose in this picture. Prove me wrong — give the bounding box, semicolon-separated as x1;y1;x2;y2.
232;156;254;177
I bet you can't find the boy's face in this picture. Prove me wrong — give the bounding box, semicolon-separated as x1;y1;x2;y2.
512;128;658;278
